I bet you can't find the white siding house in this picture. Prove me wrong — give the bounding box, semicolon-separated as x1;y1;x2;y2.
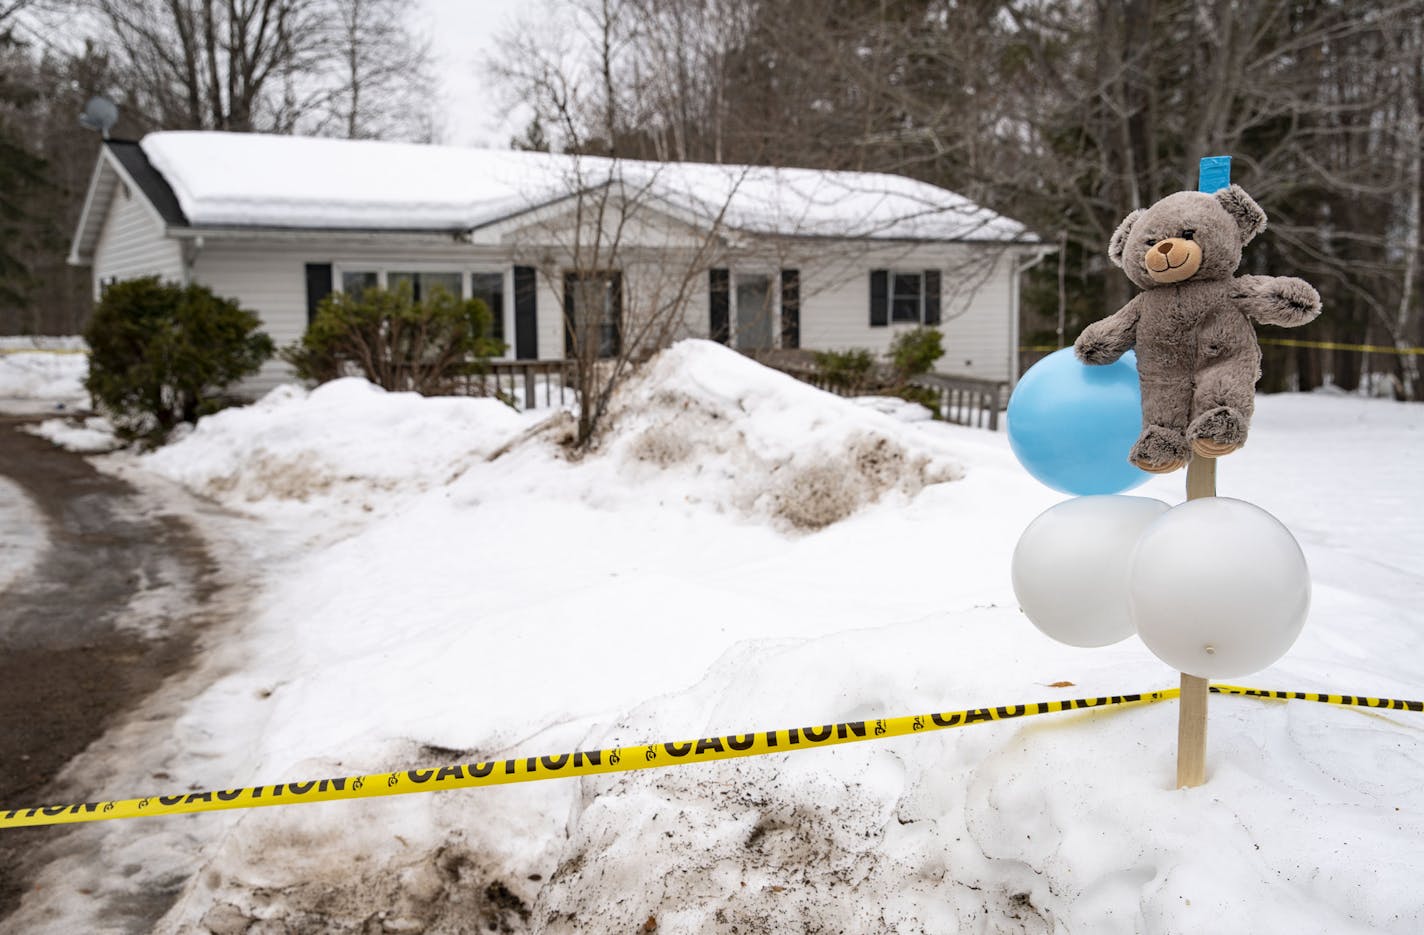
70;132;1047;396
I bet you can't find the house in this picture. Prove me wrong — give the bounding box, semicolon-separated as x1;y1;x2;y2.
69;132;1047;394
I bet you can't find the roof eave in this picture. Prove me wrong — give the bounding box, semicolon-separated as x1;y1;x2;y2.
68;144;190;266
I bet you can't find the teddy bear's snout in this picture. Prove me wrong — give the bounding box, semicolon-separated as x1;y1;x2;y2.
1144;237;1203;283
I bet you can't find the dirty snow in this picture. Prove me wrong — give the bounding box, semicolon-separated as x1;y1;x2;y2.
143;378;542;521
141;131;1035;242
4;340;1422;934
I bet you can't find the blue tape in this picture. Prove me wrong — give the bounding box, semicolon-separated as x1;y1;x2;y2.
1198;156;1231;193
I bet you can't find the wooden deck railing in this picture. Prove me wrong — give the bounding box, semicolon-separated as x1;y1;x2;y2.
907;373;1008;431
767;364;1006;430
455;360;576;409
450;357;1006;429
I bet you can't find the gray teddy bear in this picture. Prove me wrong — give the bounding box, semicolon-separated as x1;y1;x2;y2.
1074;185;1322;473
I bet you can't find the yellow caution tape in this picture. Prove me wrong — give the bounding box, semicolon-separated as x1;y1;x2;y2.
1255;337;1424;356
1019;340;1424;356
1210;684;1424;710
0;347;87;356
2;685;1417;830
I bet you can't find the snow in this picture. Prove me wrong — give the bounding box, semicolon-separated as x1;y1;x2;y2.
5;341;1423;933
22;416;119;453
0;341;88;407
144;378;542;521
140;131;1034;242
0;477;45;595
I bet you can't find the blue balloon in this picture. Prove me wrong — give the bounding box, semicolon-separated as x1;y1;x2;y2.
1007;348;1150;495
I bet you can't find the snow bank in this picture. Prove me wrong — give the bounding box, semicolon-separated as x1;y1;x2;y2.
143;378;539;515
591;341;962;529
144;342;961;531
0;344;88;405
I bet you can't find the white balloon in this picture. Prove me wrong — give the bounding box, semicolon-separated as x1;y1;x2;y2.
1012;496;1171;647
1130;498;1310;678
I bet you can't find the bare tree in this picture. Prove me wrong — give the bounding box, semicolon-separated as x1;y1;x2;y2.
90;0;326;131
88;0;435;140
321;0;436;141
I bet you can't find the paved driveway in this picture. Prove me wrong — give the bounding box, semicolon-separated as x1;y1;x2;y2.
0;415;217;921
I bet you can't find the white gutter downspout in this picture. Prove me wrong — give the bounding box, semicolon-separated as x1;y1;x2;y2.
1010;246;1055;385
181;234;205;287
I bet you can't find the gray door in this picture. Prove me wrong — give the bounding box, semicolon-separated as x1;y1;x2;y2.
735;274;773;351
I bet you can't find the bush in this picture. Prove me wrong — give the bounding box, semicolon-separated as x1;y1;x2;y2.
812;347;877;393
283;284;505;394
888;327;945;383
84;277;274;442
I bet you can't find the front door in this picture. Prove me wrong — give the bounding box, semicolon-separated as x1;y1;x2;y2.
735;274;773;351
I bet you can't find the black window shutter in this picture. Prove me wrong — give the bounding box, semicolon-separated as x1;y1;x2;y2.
869;269;889;327
562;271;576;358
609;271;624;359
708;268;730;344
304;263;332;326
780;268;800;348
924;269;942;325
514;265;538;359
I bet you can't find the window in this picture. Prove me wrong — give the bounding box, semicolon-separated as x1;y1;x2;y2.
342;271;378;301
470;272;504;343
388;271;463;301
329;268;512;356
564;271;622;359
870;268;942;327
892;272;922;323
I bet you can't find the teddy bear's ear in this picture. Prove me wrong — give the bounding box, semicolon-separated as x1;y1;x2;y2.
1215;184;1268;245
1108;208;1144;268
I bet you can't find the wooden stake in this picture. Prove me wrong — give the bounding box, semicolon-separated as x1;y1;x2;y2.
1176;454;1215;788
1176;672;1209;787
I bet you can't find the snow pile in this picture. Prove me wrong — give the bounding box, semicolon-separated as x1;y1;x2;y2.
8;366;1423;932
143;378;539;514
143;341;961;530
0;344;88;404
141;131;1034;242
595;341;962;529
22;416;119;453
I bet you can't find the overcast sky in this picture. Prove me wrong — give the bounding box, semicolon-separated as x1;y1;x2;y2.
422;0;532;150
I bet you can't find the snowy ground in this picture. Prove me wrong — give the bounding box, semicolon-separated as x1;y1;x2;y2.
4;340;1423;933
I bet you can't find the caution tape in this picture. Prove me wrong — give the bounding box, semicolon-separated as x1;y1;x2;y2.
1211;684;1424;710
1020;340;1424;356
2;685;1418;830
1255;337;1424;356
0;347;86;356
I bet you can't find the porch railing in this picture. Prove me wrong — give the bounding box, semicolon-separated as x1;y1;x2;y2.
907;373;1008;431
451;357;1006;430
455;360;575;409
766;364;1007;431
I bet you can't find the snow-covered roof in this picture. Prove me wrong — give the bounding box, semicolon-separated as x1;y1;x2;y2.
137;131;1036;243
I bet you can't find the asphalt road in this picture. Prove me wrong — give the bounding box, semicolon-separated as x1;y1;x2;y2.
0;415;216;922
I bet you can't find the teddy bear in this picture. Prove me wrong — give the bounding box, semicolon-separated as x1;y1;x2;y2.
1074;185;1322;473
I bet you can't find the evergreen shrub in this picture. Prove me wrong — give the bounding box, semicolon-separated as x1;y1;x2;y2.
84;277;273;442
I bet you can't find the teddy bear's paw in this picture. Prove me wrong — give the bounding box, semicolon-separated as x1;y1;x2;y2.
1073;335;1119;366
1129;425;1189;474
1188;406;1248;458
